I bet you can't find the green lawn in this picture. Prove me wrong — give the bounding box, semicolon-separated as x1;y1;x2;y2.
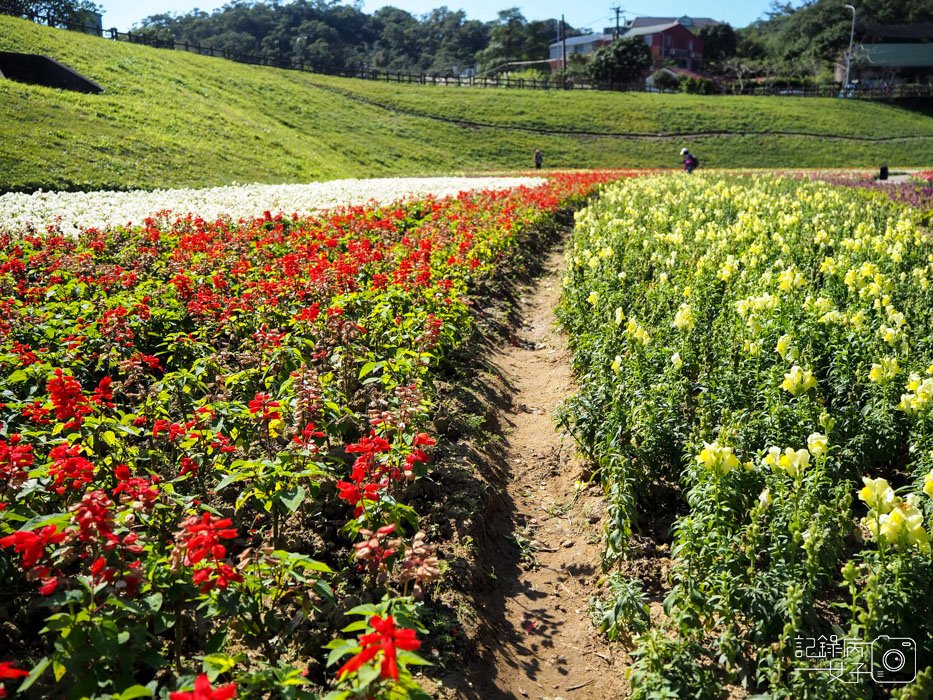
1;15;931;192
309;74;933;139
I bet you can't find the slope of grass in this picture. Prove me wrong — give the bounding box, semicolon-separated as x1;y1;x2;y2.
308;74;933;139
1;15;932;192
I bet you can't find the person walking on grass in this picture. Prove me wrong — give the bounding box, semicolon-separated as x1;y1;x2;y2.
681;147;699;173
534;148;543;170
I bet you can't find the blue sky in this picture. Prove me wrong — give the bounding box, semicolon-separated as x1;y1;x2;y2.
97;0;777;34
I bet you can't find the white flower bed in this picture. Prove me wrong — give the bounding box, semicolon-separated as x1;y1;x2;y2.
0;176;545;237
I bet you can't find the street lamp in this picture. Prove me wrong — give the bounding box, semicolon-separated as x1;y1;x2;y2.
843;4;856;89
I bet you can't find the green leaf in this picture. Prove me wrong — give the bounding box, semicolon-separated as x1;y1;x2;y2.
277;485;305;513
115;684;154;699
356;663;380;686
21;511;71;532
357;361;382;380
109;597;147;615
324;640;358;667
101;430;119;447
322;691;353;700
7;369;29;383
17;657;50;693
202;652;239;676
52;659;67;682
345;602;383;617
341;619;370;633
272;550;333;573
214;472;244;491
144;592;163;612
397;650;432;667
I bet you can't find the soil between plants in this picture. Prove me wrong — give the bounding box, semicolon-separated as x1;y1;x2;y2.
421;236;635;699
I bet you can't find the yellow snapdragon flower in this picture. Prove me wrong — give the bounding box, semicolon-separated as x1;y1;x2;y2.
695;442;740;477
671;352;683;370
775;334;792;359
899;377;933;416
858;476;897;514
865;500;931;555
718;255;737;281
611;355;622;374
781;365;817;396
673;303;696;331
807;432;827;457
763;446;810;479
625;319;651;346
869;357;900;384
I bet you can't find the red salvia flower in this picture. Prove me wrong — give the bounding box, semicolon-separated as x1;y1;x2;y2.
91;377;115;409
112;464;160;510
0;435;33;487
353;524;401;572
178;457;198;477
0;662;28;679
21;400;51;425
47;368;92;428
412;433;436;447
47;442;95;494
171;513;240;593
0;661;29;700
248;392;281;422
336;614;421;682
192;562;243;592
69;489;118;548
169;673;237;700
0;525;65;569
176;512;238;565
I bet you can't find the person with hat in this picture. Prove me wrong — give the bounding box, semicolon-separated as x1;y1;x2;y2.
681;147;698;173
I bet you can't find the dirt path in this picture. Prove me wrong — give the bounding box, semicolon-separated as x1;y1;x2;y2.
458;239;630;699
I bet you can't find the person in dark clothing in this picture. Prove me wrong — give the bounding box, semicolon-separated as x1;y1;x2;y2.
681;147;698;173
534;148;543;170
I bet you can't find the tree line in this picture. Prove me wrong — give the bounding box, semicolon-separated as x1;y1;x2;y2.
3;0;931;83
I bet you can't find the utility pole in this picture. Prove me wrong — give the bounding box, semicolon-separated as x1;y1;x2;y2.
611;5;623;39
561;14;567;72
843;4;856;89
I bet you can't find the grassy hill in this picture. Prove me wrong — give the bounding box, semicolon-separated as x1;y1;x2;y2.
1;14;932;192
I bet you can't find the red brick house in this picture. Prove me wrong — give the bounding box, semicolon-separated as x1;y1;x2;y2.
624;21;705;71
547;19;708;73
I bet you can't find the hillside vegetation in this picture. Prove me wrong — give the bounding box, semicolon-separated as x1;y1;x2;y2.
1;15;932;192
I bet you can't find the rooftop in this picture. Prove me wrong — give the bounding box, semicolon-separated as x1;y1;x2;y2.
626;16;721;30
548;33;613;49
853;43;933;67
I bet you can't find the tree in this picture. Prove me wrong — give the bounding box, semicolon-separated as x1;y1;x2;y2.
0;0;100;27
651;69;682;92
733;0;933;72
586;37;653;85
370;7;418;70
475;8;526;73
698;23;737;63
